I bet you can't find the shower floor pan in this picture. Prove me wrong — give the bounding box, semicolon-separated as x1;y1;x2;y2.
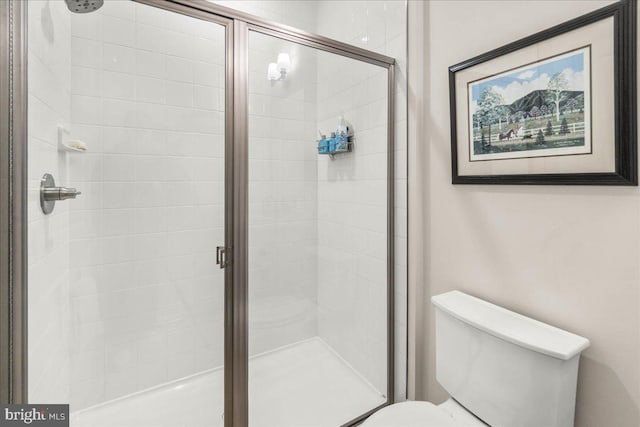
71;337;385;427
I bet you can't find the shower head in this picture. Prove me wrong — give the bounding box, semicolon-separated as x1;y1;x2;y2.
64;0;104;14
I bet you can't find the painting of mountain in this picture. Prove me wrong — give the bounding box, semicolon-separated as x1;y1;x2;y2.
467;46;591;161
508;89;583;115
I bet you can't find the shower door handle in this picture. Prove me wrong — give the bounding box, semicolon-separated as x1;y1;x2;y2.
216;246;229;269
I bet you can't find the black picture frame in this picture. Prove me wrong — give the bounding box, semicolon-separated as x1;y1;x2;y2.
449;0;637;185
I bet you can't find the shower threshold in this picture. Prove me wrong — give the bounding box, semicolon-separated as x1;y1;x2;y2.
70;337;385;427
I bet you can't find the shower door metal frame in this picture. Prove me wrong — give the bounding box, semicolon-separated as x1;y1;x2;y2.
0;0;27;405
237;20;396;427
226;15;396;427
0;0;397;426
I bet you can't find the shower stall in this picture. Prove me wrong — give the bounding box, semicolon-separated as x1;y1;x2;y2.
0;0;400;426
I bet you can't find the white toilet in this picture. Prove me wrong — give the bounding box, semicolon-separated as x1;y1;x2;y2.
364;291;590;427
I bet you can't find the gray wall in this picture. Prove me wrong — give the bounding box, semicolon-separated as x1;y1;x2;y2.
409;1;640;426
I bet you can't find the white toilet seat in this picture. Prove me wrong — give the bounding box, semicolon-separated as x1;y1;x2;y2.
362;400;487;427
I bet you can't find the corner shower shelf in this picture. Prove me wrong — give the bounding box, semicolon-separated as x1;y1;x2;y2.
58;125;87;153
317;136;353;160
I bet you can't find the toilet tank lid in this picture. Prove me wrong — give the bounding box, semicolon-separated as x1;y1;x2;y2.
432;291;590;360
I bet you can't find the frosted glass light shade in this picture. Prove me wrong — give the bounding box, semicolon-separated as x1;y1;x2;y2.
277;53;291;72
267;62;279;81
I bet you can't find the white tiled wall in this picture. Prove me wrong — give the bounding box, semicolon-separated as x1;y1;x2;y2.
27;0;73;405
247;33;319;356
314;1;408;401
212;1;317;35
315;55;389;396
66;1;226;410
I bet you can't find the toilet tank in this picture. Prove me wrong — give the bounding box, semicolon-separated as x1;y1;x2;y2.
432;291;590;427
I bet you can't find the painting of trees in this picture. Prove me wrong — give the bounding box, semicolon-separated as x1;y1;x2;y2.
496;105;511;128
535;129;545;145
564;98;578;113
540;105;548;117
546;71;568;121
545;120;553;136
476;87;504;147
513;111;525;123
547;103;555;115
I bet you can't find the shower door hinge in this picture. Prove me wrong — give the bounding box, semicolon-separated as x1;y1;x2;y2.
216;246;230;269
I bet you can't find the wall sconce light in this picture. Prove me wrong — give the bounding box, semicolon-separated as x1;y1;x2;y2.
267;62;279;81
268;52;291;81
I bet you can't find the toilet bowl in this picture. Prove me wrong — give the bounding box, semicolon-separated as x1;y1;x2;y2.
362;291;590;427
363;398;486;427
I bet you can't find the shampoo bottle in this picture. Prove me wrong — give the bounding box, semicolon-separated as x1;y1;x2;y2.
336;116;348;151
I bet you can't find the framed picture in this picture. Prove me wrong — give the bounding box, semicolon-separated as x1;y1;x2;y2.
449;0;636;185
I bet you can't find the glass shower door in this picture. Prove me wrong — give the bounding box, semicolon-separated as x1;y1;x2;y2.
246;30;391;426
22;1;395;425
26;1;230;425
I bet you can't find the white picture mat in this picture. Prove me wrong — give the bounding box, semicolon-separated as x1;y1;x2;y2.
455;17;615;176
